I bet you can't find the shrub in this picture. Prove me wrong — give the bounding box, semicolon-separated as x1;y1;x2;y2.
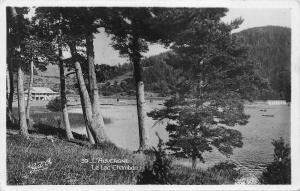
46;97;61;112
137;135;241;185
172;162;241;185
208;162;241;183
137;137;173;184
259;137;291;184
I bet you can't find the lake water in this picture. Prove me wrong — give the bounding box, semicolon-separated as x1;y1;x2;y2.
69;100;290;174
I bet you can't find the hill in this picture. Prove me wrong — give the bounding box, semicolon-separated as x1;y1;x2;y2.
136;26;291;99
31;26;291;100
236;26;291;100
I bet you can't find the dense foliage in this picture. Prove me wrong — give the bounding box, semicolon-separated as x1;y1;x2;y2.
142;52;181;96
95;63;132;83
137;137;173;184
259;137;291;184
237;26;291;101
46;97;62;112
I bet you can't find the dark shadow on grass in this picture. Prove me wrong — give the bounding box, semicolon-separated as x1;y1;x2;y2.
32;123;89;141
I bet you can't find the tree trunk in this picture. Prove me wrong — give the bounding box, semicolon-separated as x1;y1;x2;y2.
7;8;17;125
8;67;14;112
25;60;34;129
77;84;95;144
131;35;148;151
7;69;10;106
58;40;74;140
11;7;29;138
17;66;29;138
6;67;15;124
69;43;106;144
86;33;108;142
192;156;197;169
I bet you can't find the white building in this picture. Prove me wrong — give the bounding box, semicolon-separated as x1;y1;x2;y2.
25;87;59;101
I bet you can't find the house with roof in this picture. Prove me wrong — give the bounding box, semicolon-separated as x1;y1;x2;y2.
25;87;59;101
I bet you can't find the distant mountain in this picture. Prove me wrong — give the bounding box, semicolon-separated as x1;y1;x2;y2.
35;26;291;99
236;26;291;100
139;26;291;99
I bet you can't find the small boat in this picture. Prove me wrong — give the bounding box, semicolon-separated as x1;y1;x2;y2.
262;114;274;117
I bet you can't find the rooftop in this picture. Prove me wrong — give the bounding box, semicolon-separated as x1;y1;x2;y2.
25;87;58;94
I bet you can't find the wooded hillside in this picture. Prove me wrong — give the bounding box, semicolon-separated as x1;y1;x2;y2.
32;26;291;100
139;26;291;100
237;26;291;101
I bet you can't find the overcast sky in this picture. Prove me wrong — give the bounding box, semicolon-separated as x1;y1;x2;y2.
223;8;290;32
94;8;291;65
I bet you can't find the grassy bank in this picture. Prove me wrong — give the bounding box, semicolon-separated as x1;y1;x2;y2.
7;133;145;185
7;132;242;185
171;164;241;185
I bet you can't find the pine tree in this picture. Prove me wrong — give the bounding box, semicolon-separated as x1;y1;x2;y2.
34;7;75;140
103;7;176;151
7;7;30;138
148;8;267;168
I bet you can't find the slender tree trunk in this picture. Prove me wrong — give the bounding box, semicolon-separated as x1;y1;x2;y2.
131;35;148;151
7;69;10;106
7;8;16;125
11;7;29;138
69;43;106;144
8;65;14;113
77;84;95;144
58;40;74;140
192;156;197;169
86;33;108;142
17;66;29;138
6;68;15;125
25;60;34;129
6;68;15;124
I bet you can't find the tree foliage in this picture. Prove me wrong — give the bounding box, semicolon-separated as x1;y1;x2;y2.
137;137;173;184
259;137;291;184
148;8;267;168
237;26;291;101
46;96;62;112
142;52;181;96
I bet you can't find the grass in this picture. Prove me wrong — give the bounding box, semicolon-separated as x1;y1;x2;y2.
171;163;242;185
7;132;242;185
7;134;145;185
7;131;243;185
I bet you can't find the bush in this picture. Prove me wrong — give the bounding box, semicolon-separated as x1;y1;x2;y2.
137;135;241;185
46;97;61;112
172;162;241;185
259;137;291;184
137;137;173;184
208;162;241;182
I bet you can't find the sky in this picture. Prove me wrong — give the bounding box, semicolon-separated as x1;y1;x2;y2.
94;8;291;66
94;29;169;65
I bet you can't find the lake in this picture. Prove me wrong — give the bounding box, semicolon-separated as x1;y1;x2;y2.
69;100;290;174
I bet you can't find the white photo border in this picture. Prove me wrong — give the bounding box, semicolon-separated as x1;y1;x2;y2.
0;0;299;190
